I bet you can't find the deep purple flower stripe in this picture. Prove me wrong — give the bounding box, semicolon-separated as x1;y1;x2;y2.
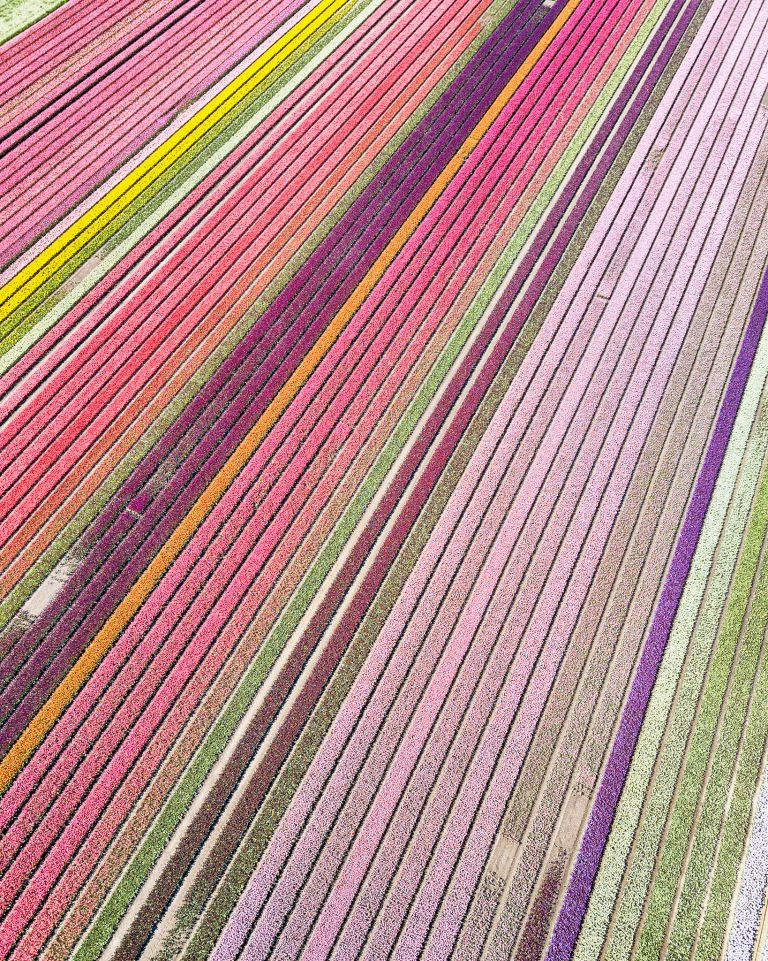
545;263;768;961
0;0;563;754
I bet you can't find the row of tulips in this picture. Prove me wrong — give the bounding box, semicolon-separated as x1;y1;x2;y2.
726;736;768;959
574;303;768;961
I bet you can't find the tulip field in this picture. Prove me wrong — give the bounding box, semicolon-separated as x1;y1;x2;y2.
1;0;768;958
